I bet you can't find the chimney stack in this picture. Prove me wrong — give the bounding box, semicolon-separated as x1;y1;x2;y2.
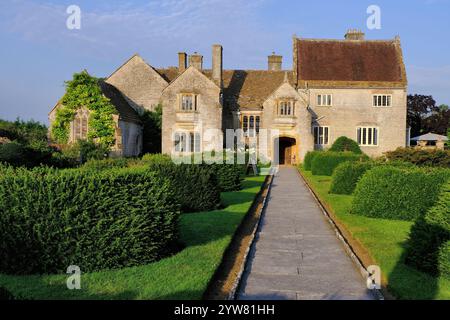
212;44;223;86
189;52;203;70
178;52;187;73
268;52;282;71
344;29;365;40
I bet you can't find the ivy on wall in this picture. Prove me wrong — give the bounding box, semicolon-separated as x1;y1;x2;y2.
51;71;117;147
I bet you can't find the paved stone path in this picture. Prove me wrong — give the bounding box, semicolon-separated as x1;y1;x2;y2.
237;166;375;300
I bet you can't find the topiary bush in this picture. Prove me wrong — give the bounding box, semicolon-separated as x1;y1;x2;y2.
203;164;243;192
404;180;449;276
141;153;172;165
384;147;450;168
303;151;322;171
148;162;221;213
311;152;367;176
0;167;180;275
82;157;130;171
329;136;362;154
438;241;450;279
330;161;374;195
351;166;450;221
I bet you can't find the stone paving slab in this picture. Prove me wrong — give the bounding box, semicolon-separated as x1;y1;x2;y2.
236;166;375;300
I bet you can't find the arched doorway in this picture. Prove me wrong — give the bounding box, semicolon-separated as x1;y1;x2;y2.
274;137;297;165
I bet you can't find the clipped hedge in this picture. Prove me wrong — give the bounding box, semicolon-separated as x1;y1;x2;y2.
384;147;450;168
0;167;180;275
330;161;374;195
82;158;130;171
148;162;221;213
351;166;449;221
303;151;322;171
311;152;367;176
404;180;450;276
438;241;450;278
329;136;362;154
204;164;244;192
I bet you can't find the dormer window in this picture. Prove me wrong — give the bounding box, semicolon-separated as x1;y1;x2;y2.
278;100;294;116
180;94;197;111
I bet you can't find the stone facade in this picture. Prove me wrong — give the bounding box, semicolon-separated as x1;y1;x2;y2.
49;30;408;163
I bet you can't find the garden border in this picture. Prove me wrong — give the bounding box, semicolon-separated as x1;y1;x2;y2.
203;172;274;300
297;168;387;300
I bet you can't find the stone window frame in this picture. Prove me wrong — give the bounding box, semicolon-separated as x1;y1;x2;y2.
317;94;333;107
71;108;89;142
179;93;198;112
277;99;295;117
372;94;392;107
357;126;379;146
174;131;201;153
313;126;329;145
241;114;261;137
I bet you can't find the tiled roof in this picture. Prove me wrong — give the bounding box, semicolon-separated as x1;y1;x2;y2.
295;38;407;87
156;67;294;110
99;81;142;124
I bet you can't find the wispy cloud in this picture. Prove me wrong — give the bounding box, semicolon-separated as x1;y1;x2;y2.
0;0;270;68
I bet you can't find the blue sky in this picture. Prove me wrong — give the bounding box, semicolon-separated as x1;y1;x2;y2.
0;0;449;124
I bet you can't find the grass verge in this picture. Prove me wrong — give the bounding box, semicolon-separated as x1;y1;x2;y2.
0;176;265;300
299;167;450;300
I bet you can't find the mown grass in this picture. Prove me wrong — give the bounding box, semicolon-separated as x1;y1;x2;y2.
299;167;450;300
0;176;265;300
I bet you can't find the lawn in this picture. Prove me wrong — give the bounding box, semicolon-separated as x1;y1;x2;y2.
0;175;265;300
299;167;450;300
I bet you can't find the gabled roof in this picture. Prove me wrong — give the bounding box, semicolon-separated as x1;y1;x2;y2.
99;81;142;124
295;37;407;88
411;133;449;141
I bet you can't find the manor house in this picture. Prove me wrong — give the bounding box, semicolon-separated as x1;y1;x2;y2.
49;30;408;164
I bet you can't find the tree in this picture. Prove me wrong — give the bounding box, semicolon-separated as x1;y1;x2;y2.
141;104;162;154
407;94;438;138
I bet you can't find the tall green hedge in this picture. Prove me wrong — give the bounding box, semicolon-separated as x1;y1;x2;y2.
148;162;221;213
0;167;180;275
329;136;362;154
384;147;450;168
303;151;322;171
351;166;449;221
311;152;367;176
405;180;450;276
330;161;374;195
203;164;244;192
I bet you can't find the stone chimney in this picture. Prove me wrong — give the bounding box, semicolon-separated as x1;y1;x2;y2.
189;52;203;70
344;29;365;40
268;52;282;71
212;44;223;86
178;52;187;73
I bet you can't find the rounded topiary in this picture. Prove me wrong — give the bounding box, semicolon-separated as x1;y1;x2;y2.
330;161;374;195
311;152;367;176
303;151;322;171
329;136;362;154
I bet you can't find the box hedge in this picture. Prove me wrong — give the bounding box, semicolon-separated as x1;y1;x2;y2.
0;167;180;275
329;136;362;154
330;161;374;195
311;152;367;176
203;163;244;192
404;180;450;276
384;147;450;168
303;151;322;171
148;162;221;213
351;166;449;221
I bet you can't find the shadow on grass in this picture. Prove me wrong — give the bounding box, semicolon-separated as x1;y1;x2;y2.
388;241;439;300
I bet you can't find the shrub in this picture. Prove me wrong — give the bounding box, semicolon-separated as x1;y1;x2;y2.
404;180;450;276
204;164;244;192
82;158;130;171
438;241;450;279
148;162;221;213
141;153;172;165
0;167;180;275
384;147;450;168
351;166;449;221
330;161;374;195
329;136;362;154
303;151;322;171
311;152;367;176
